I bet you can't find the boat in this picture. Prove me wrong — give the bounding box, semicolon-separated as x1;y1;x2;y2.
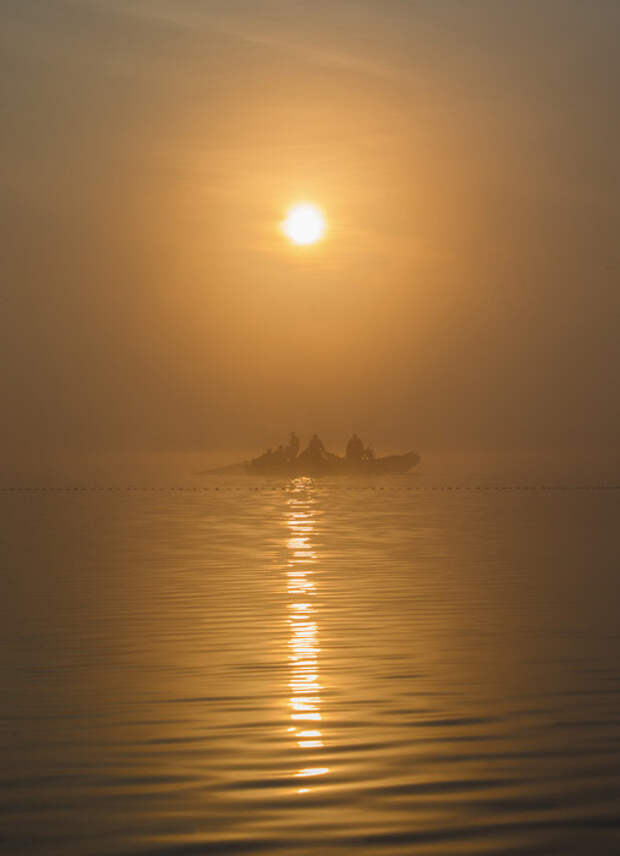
245;450;419;476
236;434;420;477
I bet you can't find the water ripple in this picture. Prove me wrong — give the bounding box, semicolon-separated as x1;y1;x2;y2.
1;484;620;854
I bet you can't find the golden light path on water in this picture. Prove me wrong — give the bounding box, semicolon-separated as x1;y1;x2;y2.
285;478;329;794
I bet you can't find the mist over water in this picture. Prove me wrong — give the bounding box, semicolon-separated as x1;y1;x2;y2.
4;445;620;489
3;480;620;855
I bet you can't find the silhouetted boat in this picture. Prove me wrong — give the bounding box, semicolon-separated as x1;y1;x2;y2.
201;435;420;477
246;444;419;476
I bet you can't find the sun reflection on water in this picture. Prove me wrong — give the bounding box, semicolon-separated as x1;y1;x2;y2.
285;478;329;793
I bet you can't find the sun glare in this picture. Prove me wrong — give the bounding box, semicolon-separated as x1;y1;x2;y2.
282;203;326;246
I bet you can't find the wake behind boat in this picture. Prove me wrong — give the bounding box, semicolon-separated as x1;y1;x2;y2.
204;433;420;477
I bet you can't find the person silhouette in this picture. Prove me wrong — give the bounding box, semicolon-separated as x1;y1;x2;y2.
307;434;327;459
346;433;364;462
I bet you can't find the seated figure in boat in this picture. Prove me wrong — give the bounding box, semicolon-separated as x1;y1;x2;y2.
297;433;333;471
307;433;327;459
346;433;365;463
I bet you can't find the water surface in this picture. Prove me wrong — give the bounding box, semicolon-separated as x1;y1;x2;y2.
2;480;620;854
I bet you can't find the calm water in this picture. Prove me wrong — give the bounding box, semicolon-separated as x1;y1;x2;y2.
2;479;620;855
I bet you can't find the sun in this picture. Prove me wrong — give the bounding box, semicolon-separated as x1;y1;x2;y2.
282;202;326;246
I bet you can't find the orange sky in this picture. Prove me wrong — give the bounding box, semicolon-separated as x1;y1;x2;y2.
2;1;619;474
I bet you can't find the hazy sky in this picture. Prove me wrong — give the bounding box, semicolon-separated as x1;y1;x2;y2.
2;0;619;471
